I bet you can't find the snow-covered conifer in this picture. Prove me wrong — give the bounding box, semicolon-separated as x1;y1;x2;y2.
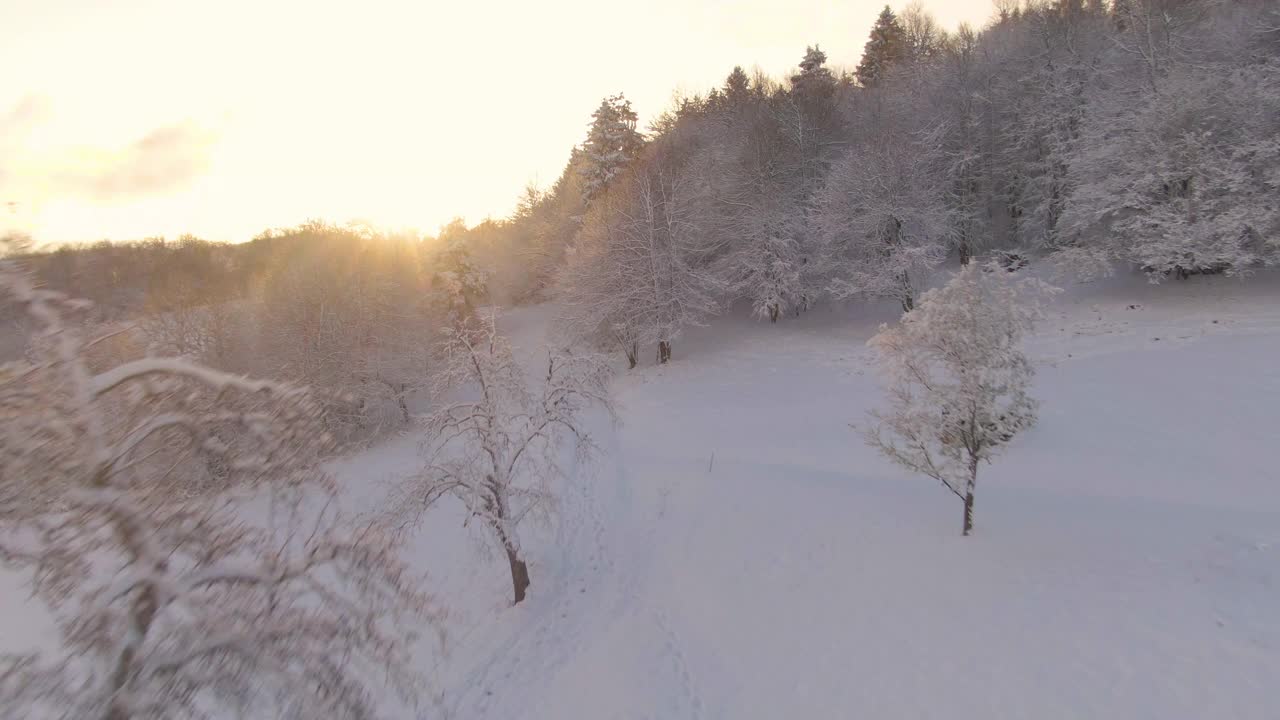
580;94;645;205
431;220;490;326
856;6;908;88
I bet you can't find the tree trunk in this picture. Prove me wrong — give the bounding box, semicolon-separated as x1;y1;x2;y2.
769;305;779;323
962;469;977;537
657;340;671;364
625;342;638;369
104;587;158;720
505;544;531;605
105;514;162;720
962;489;975;536
492;521;530;605
396;383;410;423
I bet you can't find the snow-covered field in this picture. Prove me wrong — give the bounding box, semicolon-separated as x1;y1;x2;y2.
324;269;1279;719
6;269;1280;718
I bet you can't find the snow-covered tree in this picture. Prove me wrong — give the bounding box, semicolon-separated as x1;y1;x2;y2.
815;90;950;312
782;45;844;194
252;223;435;440
0;255;436;719
431;219;490;326
580;94;645;205
559;131;722;365
856;5;908;88
710;110;810;323
1111;0;1213;91
1061;62;1280;279
721;207;807;323
723;65;752;107
405;315;613;604
557;233;644;367
709;52;840;323
790;45;837;114
901;1;945;65
863;262;1057;536
1000;4;1108;253
923;25;989;264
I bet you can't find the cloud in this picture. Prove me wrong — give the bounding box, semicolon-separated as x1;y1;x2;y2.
0;94;52;135
0;96;53;233
0;96;216;210
59;122;216;201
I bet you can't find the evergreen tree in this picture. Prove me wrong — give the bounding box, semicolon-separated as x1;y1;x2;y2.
791;46;836;107
580;94;645;205
431;220;488;326
724;65;751;106
856;6;908;88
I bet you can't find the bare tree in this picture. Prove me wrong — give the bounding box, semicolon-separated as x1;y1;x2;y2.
863;262;1056;536
404;315;613;604
0;254;437;719
253;224;434;443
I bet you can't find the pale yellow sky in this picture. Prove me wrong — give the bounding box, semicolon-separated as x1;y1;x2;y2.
0;0;997;245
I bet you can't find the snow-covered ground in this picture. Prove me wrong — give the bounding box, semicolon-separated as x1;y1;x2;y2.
4;269;1279;718
390;270;1280;720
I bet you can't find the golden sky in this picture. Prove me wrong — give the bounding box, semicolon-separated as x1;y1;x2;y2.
0;0;997;245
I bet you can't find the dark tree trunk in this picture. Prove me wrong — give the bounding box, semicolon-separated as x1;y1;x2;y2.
657;340;671;364
493;521;530;605
962;466;977;537
106;587;157;720
505;544;531;605
962;489;975;536
625;342;638;369
105;514;162;720
900;294;914;313
769;305;779;323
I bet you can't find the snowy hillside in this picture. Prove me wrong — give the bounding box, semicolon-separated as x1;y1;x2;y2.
356;270;1280;720
3;270;1278;719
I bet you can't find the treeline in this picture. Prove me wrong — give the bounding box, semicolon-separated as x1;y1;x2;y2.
501;0;1277;366
6;222;493;443
13;0;1280;376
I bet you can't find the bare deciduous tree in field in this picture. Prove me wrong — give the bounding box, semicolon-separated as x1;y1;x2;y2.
406;314;613;604
0;253;437;719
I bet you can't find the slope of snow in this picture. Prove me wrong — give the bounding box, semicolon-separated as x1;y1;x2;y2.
410;271;1280;720
3;271;1278;719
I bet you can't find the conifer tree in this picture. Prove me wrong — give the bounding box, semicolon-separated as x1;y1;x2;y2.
724;66;751;107
580;94;645;205
856;6;908;88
